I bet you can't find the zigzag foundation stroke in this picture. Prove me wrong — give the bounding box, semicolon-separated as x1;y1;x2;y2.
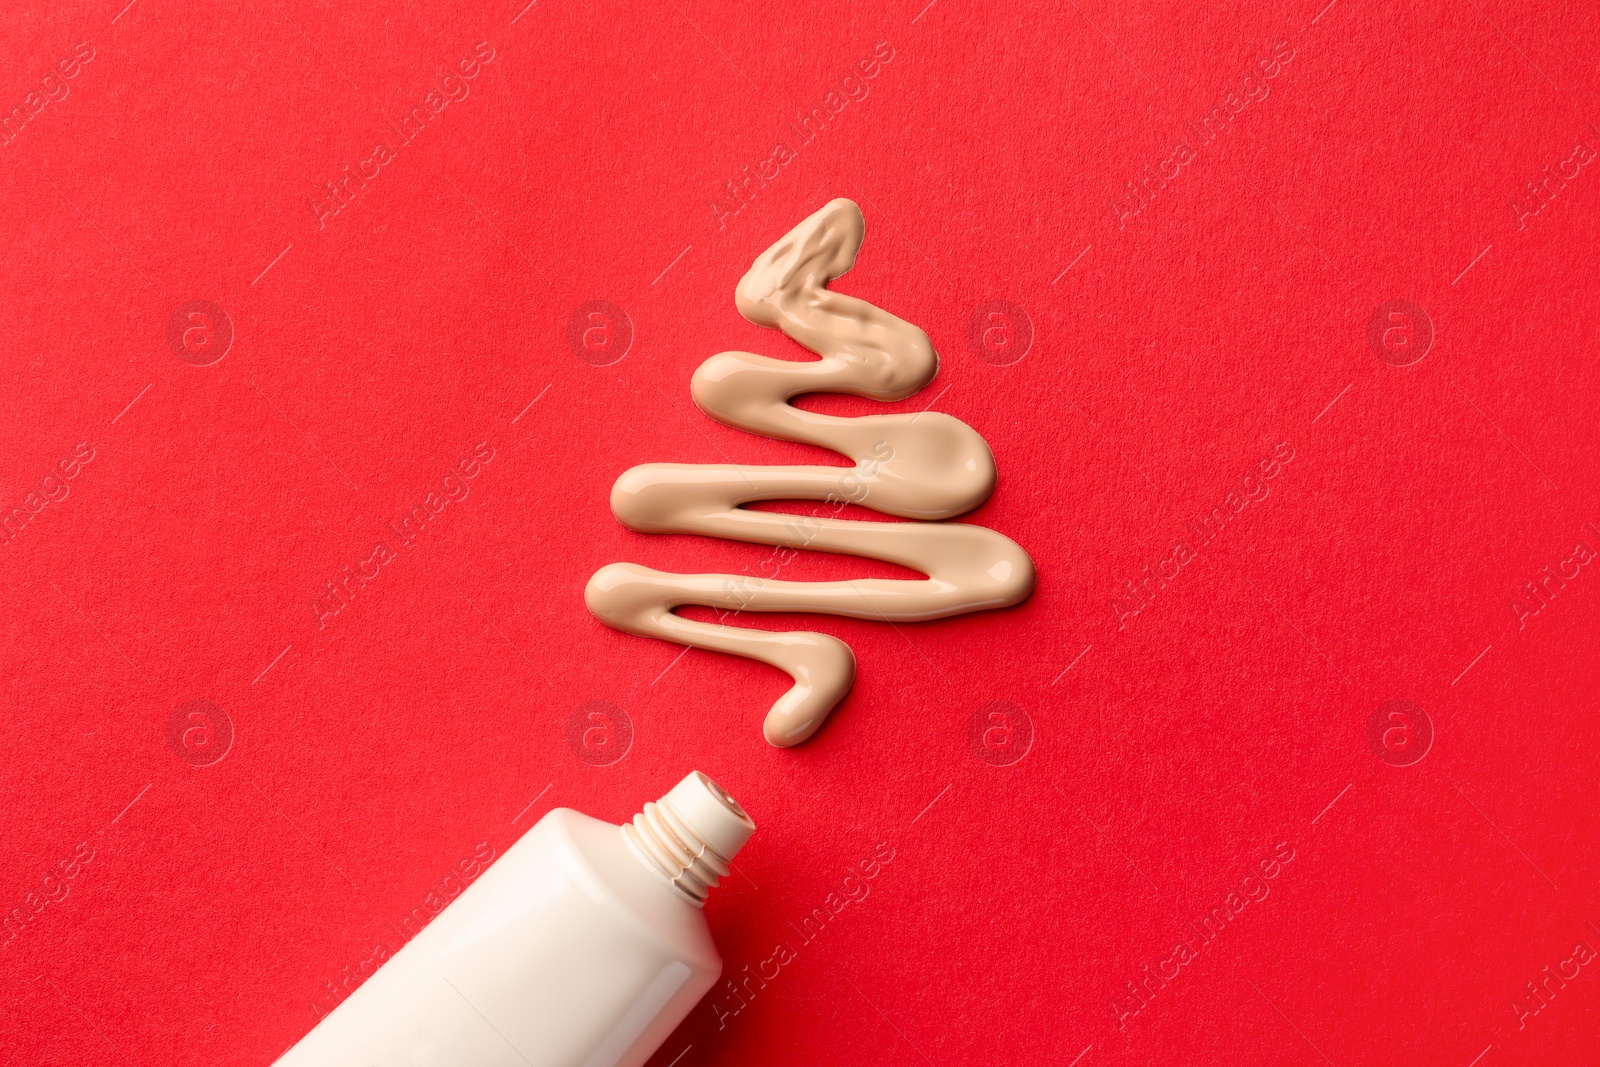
585;198;1035;747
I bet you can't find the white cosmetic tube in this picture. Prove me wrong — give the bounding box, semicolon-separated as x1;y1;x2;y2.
274;771;755;1067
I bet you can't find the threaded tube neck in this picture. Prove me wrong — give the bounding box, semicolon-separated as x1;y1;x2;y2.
622;772;755;906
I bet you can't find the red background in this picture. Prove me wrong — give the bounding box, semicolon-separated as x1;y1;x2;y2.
3;0;1598;1063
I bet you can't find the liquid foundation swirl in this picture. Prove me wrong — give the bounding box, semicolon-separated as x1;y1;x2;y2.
586;198;1035;747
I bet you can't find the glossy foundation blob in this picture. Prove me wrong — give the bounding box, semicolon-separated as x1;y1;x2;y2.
586;198;1035;747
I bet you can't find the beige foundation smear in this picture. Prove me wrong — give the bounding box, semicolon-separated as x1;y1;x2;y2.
586;198;1035;747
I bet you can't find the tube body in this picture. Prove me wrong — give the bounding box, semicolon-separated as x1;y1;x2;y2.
274;794;736;1067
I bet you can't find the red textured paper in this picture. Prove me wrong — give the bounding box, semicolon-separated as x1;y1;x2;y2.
2;1;1598;1064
